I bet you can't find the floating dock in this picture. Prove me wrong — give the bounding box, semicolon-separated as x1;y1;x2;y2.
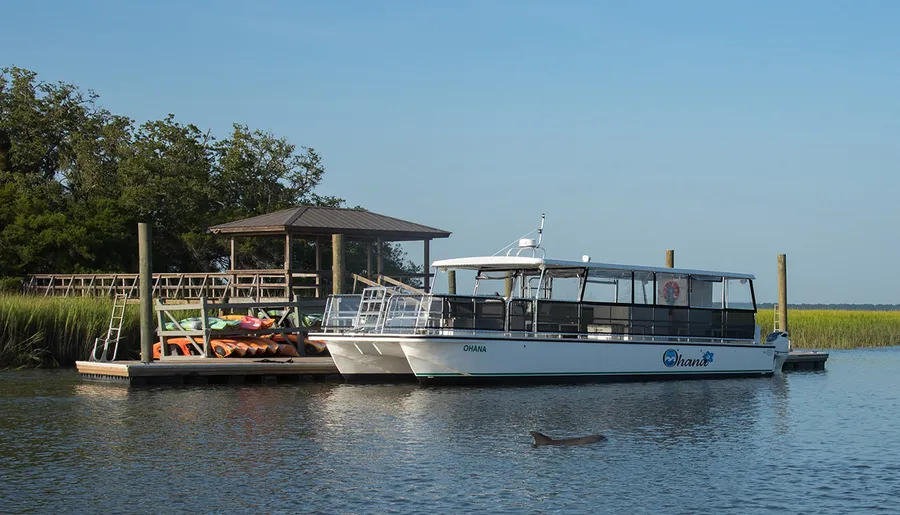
783;350;829;371
76;357;341;385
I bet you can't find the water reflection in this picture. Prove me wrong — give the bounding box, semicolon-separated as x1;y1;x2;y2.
3;350;900;514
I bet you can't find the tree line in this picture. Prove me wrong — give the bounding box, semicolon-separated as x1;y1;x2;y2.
0;66;418;287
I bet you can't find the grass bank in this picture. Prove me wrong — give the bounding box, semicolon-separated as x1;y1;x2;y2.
3;294;898;368
0;294;141;368
756;309;900;349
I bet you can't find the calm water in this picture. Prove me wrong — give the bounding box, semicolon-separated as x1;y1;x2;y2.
2;348;900;514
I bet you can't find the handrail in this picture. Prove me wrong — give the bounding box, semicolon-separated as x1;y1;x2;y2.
377;275;425;295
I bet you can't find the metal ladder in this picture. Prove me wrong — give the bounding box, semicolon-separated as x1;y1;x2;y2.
354;287;395;331
90;293;128;361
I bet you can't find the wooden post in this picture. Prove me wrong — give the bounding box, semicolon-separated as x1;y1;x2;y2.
138;223;153;364
447;270;456;295
332;234;344;294
504;273;513;298
423;239;431;293
366;240;374;280
666;249;674;268
315;237;322;298
229;238;236;271
284;233;293;299
376;237;383;283
778;254;788;335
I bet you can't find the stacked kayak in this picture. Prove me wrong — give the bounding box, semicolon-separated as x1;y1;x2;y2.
153;336;301;359
155;314;315;358
163;316;277;331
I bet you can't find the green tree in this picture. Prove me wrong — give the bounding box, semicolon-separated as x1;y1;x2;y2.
0;66;423;284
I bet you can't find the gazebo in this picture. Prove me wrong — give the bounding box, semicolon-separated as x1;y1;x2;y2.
208;206;451;297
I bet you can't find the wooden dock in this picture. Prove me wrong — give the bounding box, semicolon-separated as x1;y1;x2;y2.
783;350;829;371
76;357;341;385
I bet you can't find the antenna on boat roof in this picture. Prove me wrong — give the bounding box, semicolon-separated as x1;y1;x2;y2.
536;213;545;248
492;213;547;256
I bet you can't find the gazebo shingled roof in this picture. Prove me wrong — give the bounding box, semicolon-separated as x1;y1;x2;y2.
208;206;451;242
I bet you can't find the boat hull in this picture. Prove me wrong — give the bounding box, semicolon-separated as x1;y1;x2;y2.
397;334;777;385
315;335;415;382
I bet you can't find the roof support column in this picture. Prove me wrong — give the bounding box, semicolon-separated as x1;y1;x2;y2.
229;237;236;271
284;233;293;299
376;237;383;284
423;238;431;293
332;233;345;295
315;236;323;298
366;240;374;280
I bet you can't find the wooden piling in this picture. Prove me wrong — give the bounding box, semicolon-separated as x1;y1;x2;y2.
447;270;457;295
778;254;788;335
423;239;431;293
315;237;323;298
332;234;344;294
504;273;513;298
284;234;293;298
138;223;153;364
666;250;674;268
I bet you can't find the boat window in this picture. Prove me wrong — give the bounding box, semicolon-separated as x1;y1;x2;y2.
474;271;516;298
656;273;689;306
633;271;654;304
725;278;754;310
583;269;631;303
545;274;581;301
689;276;723;309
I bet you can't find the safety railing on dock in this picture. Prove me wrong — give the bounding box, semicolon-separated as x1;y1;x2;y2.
24;271;431;300
23;271;324;300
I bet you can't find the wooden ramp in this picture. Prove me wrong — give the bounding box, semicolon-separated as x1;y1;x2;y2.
76;357;341;385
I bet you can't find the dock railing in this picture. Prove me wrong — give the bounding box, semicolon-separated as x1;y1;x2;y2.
25;271;325;300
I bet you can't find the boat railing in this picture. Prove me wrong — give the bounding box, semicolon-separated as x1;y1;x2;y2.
380;294;508;333
522;299;757;340
321;294;363;332
325;292;759;342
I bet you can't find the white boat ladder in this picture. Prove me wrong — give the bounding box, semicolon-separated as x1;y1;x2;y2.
354;287;395;331
90;293;128;362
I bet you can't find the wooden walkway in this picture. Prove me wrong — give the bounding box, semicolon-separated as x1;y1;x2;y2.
76;357;341;385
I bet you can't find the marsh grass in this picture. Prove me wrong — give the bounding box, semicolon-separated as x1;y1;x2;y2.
756;309;900;349
0;294;141;368
3;293;898;368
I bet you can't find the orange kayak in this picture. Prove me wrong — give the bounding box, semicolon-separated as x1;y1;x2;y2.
153;337;201;359
231;336;279;356
277;343;300;357
268;333;299;344
304;338;328;354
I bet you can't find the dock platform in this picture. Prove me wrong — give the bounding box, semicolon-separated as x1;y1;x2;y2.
783;350;829;371
76;357;341;385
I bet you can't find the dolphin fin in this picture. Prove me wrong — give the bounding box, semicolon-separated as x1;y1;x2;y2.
529;431;553;445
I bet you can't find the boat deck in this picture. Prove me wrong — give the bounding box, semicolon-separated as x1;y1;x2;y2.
76;356;341;385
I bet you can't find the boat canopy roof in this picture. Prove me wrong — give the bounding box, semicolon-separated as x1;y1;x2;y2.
430;256;755;280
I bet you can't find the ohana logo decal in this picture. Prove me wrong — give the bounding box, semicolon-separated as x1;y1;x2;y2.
663;349;714;368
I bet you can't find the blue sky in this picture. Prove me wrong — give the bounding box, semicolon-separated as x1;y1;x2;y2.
3;0;899;303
